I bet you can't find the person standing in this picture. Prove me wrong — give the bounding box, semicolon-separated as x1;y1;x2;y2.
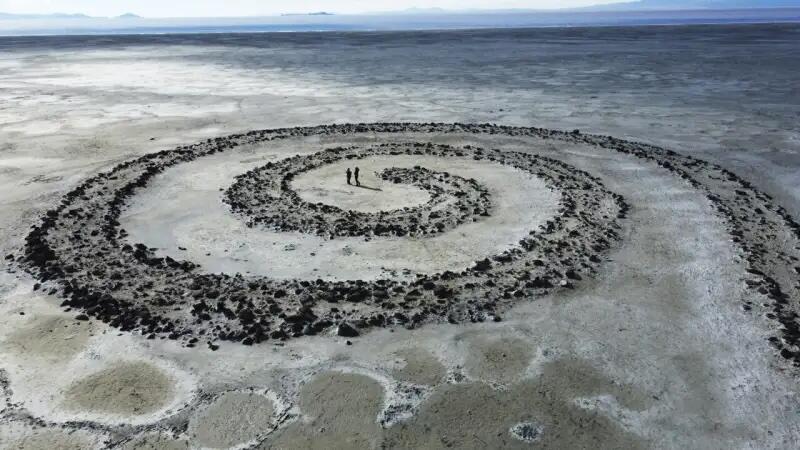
354;167;360;187
346;168;352;185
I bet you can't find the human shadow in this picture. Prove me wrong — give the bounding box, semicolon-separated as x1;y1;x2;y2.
355;184;382;192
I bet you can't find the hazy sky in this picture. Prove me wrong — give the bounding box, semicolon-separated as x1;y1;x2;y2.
0;1;632;17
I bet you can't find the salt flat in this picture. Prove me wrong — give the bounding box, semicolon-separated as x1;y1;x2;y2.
1;25;799;449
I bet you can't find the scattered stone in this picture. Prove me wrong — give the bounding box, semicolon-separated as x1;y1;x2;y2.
510;422;544;443
337;322;360;338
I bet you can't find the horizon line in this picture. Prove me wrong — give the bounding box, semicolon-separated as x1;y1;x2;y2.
4;5;800;21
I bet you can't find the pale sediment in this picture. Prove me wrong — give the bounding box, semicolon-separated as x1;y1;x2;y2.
2;122;799;448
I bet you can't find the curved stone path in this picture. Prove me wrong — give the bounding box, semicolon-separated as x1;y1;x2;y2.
10;123;799;370
225;148;493;238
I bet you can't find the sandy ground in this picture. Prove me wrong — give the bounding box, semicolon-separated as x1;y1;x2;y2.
121;149;558;279
1;25;799;449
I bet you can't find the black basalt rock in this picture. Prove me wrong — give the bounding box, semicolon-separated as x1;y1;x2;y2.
337;321;360;338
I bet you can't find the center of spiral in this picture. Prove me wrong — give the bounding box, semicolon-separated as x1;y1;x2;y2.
224;145;493;238
292;159;432;213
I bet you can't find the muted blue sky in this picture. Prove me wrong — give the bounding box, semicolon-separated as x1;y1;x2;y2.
0;1;632;17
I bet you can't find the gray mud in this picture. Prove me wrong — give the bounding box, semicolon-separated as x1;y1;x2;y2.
3;315;93;362
188;391;276;448
264;372;385;449
63;362;175;416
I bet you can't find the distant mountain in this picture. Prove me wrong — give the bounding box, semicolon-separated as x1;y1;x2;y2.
0;12;91;19
588;0;800;10
281;12;334;16
397;7;449;14
367;2;800;16
2;1;799;23
0;11;143;20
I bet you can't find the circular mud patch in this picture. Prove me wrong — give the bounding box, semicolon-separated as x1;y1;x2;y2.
4;429;98;450
391;348;447;386
464;336;535;385
120;433;189;450
63;362;174;416
3;315;92;362
265;371;384;449
188;391;276;448
383;358;649;449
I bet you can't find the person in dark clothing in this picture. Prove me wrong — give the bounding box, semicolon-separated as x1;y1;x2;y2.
354;167;360;186
346;168;352;185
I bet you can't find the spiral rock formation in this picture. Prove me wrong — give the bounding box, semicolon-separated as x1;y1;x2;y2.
12;123;799;368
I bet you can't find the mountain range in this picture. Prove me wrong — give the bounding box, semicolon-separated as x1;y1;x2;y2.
0;12;139;20
1;1;799;20
583;0;800;10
